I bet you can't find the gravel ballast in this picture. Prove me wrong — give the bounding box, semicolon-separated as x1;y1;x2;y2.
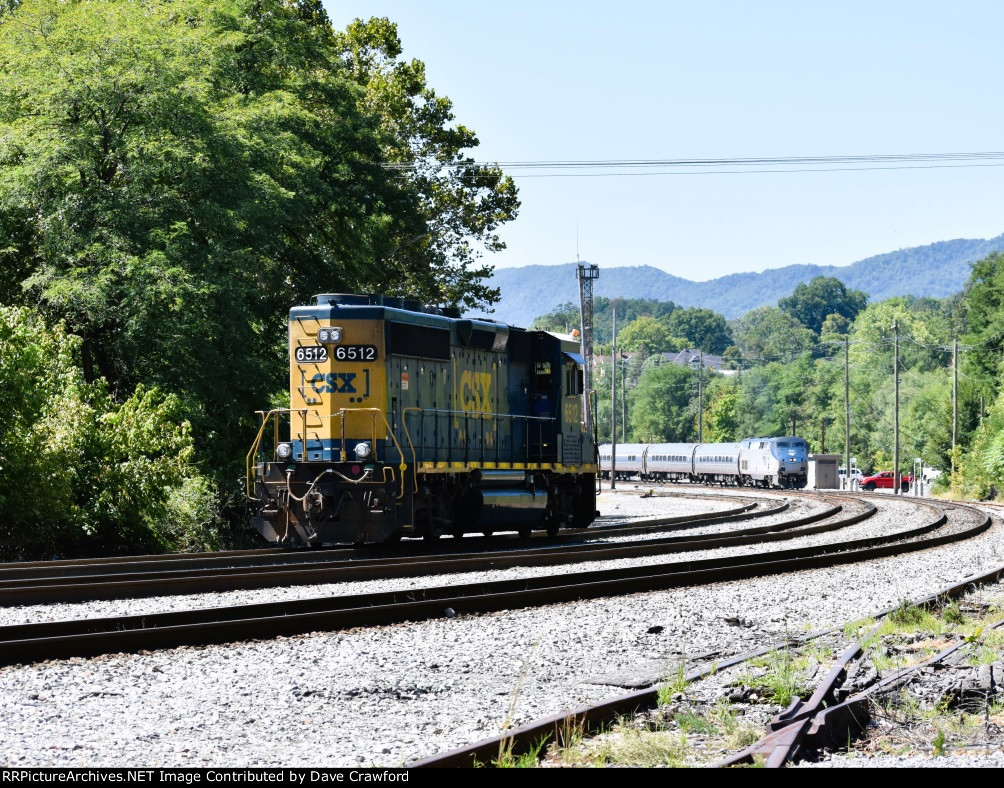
1;488;1001;768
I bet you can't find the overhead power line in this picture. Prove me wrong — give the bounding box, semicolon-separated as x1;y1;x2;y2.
383;151;1004;178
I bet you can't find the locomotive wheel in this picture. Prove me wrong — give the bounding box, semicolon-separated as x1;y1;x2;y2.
421;524;440;542
545;522;560;537
518;527;532;539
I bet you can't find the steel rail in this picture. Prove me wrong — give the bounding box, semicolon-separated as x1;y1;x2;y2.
0;499;976;668
0;496;851;605
409;501;995;768
716;503;1003;767
0;497;770;584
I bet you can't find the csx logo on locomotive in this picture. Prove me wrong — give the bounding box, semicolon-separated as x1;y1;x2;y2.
459;369;492;414
311;372;357;394
299;369;371;405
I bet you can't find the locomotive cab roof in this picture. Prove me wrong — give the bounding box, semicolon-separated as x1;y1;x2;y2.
309;292;461;318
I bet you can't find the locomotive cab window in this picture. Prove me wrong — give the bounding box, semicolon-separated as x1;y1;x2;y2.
562;352;585;395
534;360;552;389
563;363;583;395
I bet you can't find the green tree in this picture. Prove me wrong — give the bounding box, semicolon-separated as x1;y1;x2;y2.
628;360;695;442
730;306;817;365
842;297;955;474
617;316;674;358
703;379;741;442
957;388;1004;499
332;16;519;309
778;276;868;335
0;307;216;558
531;297;680;345
0;0;516;479
961;252;1004;429
664;307;732;354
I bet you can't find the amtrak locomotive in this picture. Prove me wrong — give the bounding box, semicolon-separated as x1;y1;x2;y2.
599;437;809;489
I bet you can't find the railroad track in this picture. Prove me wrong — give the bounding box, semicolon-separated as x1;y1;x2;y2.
0;493;795;604
406;498;998;768
0;494;984;670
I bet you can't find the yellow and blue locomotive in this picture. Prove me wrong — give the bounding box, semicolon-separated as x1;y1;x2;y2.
247;294;599;546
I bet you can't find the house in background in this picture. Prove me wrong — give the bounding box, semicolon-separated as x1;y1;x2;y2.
661;349;737;376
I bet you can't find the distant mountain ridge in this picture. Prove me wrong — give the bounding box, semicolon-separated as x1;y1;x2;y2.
470;234;1004;327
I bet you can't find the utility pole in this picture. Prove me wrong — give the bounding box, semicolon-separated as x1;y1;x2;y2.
845;335;851;490
690;352;704;442
893;319;900;495
952;338;958;478
610;308;617;490
622;354;627;442
699;351;703;442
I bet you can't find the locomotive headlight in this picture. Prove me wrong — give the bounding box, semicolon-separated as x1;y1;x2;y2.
276;442;293;460
317;327;343;344
354;442;371;460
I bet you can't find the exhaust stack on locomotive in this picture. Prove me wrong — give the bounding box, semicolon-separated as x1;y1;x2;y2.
247;293;598;546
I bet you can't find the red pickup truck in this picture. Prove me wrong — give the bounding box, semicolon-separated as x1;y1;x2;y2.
861;471;912;492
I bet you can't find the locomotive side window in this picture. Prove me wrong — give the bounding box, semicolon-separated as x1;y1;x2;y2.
564;363;583;395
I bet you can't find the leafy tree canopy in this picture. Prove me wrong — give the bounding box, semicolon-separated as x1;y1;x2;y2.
961;252;1004;388
628;359;696;442
849;296;953;375
331;15;519;309
702;379;741;442
0;0;517;473
531;297;678;345
778;276;868;335
0;307;216;559
663;307;732;355
730;306;817;365
617;316;675;358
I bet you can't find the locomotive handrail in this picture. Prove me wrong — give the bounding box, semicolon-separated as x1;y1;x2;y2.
401;407;559;467
331;407;413;497
246;408;309;499
403;407;556;421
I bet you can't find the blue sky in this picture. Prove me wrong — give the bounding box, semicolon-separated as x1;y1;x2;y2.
325;1;1004;281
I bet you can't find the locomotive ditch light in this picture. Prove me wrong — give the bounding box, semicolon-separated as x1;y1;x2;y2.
354;441;372;460
317;327;343;344
276;442;293;460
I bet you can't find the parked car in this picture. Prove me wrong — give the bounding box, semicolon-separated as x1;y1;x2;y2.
860;470;912;492
922;466;942;484
838;467;864;485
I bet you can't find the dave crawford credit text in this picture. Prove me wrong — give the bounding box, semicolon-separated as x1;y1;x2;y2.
1;773;409;783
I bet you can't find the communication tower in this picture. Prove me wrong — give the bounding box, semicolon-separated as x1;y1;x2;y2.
577;263;599;431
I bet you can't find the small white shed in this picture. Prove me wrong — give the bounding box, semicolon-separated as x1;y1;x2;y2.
808;454;841;489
